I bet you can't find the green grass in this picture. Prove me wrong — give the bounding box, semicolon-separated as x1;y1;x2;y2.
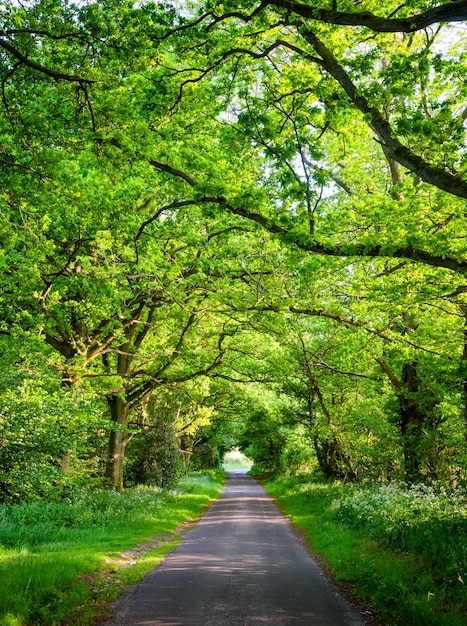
0;471;225;626
264;476;467;626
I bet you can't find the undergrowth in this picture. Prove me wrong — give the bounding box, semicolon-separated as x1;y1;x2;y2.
334;481;467;588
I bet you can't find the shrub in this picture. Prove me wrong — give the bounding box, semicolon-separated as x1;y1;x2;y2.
334;482;467;586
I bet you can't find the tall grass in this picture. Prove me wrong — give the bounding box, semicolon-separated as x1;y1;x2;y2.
0;472;225;626
265;476;467;625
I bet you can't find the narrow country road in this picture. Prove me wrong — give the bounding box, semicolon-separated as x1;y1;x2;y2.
102;471;368;625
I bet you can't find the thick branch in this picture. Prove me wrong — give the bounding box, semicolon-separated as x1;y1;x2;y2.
302;30;467;200
44;334;77;360
376;357;402;389
0;39;92;82
174;1;466;35
149;161;467;275
148;159;197;186
270;0;467;33
288;305;390;339
221;201;467;274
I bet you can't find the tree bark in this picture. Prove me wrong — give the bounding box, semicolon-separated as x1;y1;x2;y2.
399;363;426;483
377;358;437;482
460;304;467;443
298;334;356;481
269;0;467;33
105;393;132;491
179;433;194;475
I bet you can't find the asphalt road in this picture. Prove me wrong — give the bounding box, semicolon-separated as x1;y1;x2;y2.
102;471;367;625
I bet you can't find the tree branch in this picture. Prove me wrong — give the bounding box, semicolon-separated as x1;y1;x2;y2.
270;0;467;33
170;1;467;35
148;161;467;275
127;327;229;408
0;28;90;42
301;30;467;200
376;357;402;389
221;200;467;274
315;360;381;381
0;39;92;83
148;159;197;186
257;303;391;339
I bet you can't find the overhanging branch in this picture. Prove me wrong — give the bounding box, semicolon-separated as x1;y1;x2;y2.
167;1;467;35
301;30;467;201
271;0;467;32
149;160;467;275
0;39;92;83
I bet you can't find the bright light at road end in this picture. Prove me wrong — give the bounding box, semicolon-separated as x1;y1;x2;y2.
223;447;252;470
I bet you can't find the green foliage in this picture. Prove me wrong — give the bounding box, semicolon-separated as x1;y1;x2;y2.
0;489;164;547
1;5;467;625
239;408;288;474
190;441;221;470
124;403;180;489
279;430;317;477
0;337;108;503
1;0;467;498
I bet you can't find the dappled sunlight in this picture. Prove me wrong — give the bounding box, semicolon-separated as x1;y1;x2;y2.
133;611;323;626
105;473;363;626
132;608;327;625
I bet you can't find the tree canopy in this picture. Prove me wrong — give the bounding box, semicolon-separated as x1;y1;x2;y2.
0;0;466;497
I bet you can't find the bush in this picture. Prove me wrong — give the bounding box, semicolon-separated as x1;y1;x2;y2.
0;384;108;504
124;414;180;489
190;442;221;470
334;482;467;586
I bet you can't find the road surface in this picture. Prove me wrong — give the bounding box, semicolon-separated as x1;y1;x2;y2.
102;471;368;625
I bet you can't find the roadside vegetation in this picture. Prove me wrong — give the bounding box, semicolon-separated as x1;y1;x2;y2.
265;475;467;626
0;472;225;626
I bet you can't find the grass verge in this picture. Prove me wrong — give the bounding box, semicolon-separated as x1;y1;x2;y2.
264;475;467;626
0;471;225;626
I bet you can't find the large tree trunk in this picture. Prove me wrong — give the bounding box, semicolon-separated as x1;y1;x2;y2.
461;305;467;443
399;363;425;482
398;362;439;483
297;332;356;481
376;356;438;482
179;433;194;476
313;434;356;481
307;367;356;481
105;394;131;491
